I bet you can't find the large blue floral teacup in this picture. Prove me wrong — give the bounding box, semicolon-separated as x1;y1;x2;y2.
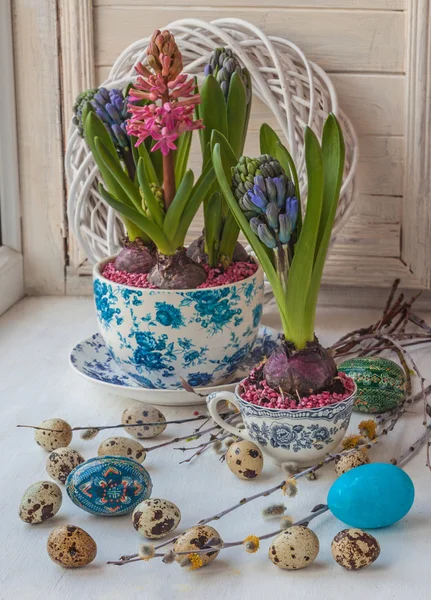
93;257;264;390
207;380;356;465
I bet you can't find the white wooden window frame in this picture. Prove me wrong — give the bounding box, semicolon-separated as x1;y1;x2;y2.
0;0;24;315
59;0;431;300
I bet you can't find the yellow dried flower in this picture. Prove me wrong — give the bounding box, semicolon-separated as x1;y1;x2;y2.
358;419;377;440
341;434;365;450
281;477;298;497
243;535;260;553
187;553;204;570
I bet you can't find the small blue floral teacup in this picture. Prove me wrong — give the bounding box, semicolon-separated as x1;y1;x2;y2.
207;380;356;465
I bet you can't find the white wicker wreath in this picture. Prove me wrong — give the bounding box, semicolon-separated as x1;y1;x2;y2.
66;18;358;266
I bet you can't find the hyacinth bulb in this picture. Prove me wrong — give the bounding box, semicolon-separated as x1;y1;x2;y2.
263;339;339;397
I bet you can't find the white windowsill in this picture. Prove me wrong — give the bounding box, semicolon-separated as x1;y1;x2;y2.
0;296;430;597
0;246;24;315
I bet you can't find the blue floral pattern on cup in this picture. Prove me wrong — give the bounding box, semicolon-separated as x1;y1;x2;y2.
207;382;356;465
70;326;281;391
93;258;264;389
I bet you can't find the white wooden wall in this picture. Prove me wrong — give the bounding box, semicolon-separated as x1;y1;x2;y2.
13;1;431;299
89;0;418;291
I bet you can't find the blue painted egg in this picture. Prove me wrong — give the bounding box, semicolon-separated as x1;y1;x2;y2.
66;455;152;516
327;463;414;529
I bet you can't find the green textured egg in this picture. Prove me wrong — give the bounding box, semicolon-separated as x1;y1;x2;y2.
338;357;405;414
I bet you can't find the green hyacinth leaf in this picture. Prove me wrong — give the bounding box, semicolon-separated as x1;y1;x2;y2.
174;130;193;187
285;126;324;349
95;138;143;214
98;183;171;254
200;75;228;152
303;114;345;342
212;142;290;336
242;69;252;149
83;112;129;205
137;142;160;186
163;169;194;239
137;157;165;227
204;192;223;266
226;72;248;158
174;162;216;249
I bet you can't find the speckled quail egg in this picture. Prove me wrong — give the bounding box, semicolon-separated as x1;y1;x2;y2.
34;418;73;451
19;481;62;524
47;525;97;568
335;450;370;476
122;404;167;439
173;525;221;567
133;498;181;539
98;436;146;463
268;526;320;570
225;440;263;480
46;447;85;484
331;528;380;570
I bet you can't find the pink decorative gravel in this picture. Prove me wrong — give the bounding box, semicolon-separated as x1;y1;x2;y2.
102;260;257;289
240;370;355;410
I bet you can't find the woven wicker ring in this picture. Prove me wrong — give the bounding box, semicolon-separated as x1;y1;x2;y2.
65;17;358;266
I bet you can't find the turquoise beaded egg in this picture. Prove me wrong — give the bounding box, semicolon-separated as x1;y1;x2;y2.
327;463;414;528
66;455;152;516
338;357;405;413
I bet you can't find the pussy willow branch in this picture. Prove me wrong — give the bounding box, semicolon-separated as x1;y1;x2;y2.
392;423;431;467
16;414;222;434
143;413;237;453
112;383;431;567
107;504;329;566
380;333;430;470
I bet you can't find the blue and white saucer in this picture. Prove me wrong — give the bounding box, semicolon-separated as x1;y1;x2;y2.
70;326;281;406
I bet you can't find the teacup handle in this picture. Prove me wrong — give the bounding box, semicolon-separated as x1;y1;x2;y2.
206;391;250;440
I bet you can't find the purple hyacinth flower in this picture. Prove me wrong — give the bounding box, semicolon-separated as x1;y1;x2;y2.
112;124;129;148
286;197;299;230
279;214;292;244
249;185;268;211
265;178;278;204
240;193;262;214
265;202;280;230
274;176;287;209
250;217;261;235
254;175;266;193
258;223;277;248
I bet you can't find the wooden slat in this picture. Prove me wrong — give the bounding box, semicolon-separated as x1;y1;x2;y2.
13;0;65;295
94;7;405;72
95;1;407;10
331;222;400;257
95;67;404;137
323;255;420;287
356;136;404;196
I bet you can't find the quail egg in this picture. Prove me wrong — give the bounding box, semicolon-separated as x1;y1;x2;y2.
173;525;221;567
133;498;181;539
98;436;146;463
331;528;380;570
268;526;319;570
225;440;263;480
47;525;97;568
46;447;85;484
122;404;166;439
19;481;62;524
335;450;370;476
34;418;72;451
